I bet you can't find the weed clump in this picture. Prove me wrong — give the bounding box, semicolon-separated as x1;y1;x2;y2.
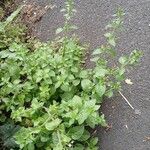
0;1;141;149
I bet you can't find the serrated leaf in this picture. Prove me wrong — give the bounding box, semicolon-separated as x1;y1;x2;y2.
52;132;59;145
71;95;82;108
61;83;70;92
90;137;99;146
45;119;61;131
68;126;84;140
95;84;106;97
78;129;90;141
84;99;96;108
79;70;88;78
81;79;92;91
77;109;89;124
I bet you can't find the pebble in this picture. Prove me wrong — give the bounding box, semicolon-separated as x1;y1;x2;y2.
134;109;141;115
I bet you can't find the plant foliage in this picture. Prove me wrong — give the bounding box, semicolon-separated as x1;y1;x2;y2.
0;1;141;149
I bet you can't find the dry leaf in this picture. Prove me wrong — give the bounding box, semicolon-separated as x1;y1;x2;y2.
125;79;133;85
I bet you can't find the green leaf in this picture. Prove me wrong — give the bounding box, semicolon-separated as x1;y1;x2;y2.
61;133;71;143
53;144;63;150
56;27;63;34
61;83;70;92
71;67;78;73
0;22;4;32
86;112;100;128
108;38;116;47
104;32;116;47
81;79;92;91
40;136;49;142
55;81;62;89
79;70;88;78
94;68;108;77
92;48;102;55
52;132;59;145
77;109;89;124
99;114;107;127
95;84;106;97
78;129;90;141
73;144;84;150
27;143;35;150
36;77;42;83
68;126;84;140
106;90;113;98
72;80;80;86
118;67;125;75
52;132;63;150
61;92;74;101
104;32;112;38
119;56;128;64
14;127;34;149
0;51;12;58
70;25;78;30
90;137;99;146
70;95;82;108
90;57;99;62
50;70;55;77
84;99;96;109
45;119;61;131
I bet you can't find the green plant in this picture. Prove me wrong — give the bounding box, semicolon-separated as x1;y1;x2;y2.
0;1;142;150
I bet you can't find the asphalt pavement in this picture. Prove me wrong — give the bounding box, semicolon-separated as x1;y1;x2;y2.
25;0;150;149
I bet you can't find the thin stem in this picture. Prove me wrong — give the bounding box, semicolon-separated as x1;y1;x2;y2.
119;91;134;110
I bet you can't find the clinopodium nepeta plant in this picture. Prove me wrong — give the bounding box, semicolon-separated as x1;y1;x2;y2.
0;0;141;149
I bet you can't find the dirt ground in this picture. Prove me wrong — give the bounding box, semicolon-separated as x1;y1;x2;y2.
19;0;150;150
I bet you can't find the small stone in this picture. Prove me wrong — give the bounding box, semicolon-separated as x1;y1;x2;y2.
134;109;141;115
112;106;115;109
125;125;128;129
